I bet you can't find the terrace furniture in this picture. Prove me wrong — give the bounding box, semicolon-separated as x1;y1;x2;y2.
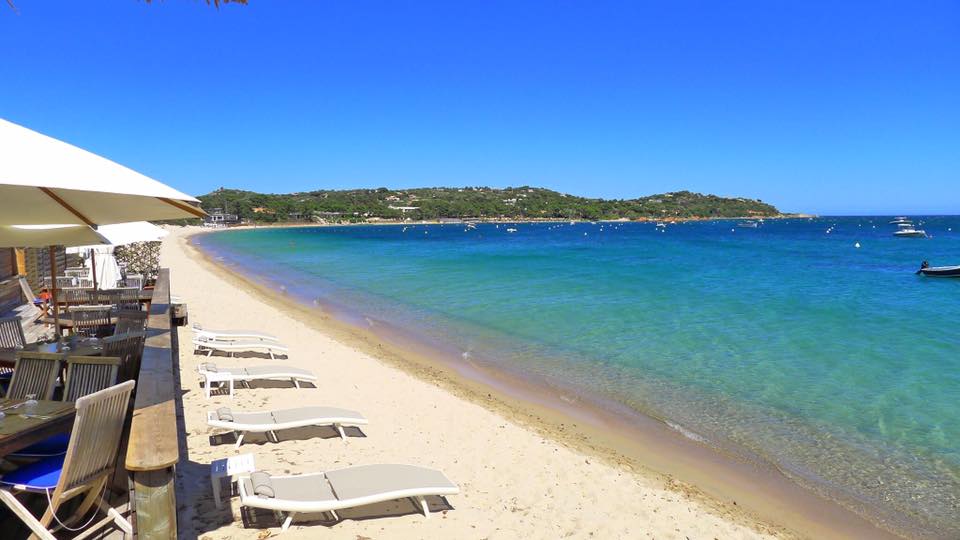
192;335;289;360
207;405;368;448
114;310;148;335
237;464;459;533
62;356;120;402
56;287;93;308
7;356;121;459
101;332;146;383
68;305;113;338
5;352;62;401
0;380;136;539
0;399;76;458
122;274;144;289
0;315;26;350
197;362;316;399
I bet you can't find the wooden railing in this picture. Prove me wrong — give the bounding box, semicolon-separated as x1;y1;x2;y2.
126;268;179;538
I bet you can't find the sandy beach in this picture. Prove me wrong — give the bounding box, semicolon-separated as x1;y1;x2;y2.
166;225;912;540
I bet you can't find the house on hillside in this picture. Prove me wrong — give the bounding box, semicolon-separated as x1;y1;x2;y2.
204;208;240;227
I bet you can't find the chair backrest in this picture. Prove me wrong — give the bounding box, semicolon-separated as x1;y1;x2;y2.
62;356;120;402
123;275;144;289
59;287;92;306
114;310;148;335
69;305;113;337
0;316;26;349
65;267;89;278
44;276;77;289
6;352;63;400
55;380;135;497
84;290;121;306
101;331;147;383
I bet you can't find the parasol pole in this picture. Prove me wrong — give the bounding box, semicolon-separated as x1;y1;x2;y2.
89;247;98;290
49;245;61;337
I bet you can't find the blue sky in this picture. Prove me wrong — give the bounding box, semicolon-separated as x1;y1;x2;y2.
1;1;957;214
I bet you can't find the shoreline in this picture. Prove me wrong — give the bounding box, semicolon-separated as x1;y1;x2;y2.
182;225;911;539
198;212;811;230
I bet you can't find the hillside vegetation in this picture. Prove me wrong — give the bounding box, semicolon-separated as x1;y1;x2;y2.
198;186;780;222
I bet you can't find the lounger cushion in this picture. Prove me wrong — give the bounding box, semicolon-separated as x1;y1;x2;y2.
242;472;337;503
251;471;275;498
271;407;365;425
325;465;458;501
0;455;64;490
216;407;233;422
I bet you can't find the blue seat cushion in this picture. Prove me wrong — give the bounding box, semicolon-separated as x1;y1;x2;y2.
0;372;12;380
9;433;70;458
0;455;64;491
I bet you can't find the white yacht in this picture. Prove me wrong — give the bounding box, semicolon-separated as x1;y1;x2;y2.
893;222;927;238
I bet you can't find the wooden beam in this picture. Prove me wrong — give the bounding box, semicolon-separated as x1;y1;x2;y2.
158;197;207;219
126;269;179;538
38;187;97;227
126;269;179;470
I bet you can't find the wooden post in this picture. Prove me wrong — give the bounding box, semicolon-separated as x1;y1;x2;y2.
90;248;98;290
49;246;60;337
14;248;26;276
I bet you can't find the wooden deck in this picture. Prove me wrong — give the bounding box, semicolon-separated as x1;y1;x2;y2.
0;302;53;343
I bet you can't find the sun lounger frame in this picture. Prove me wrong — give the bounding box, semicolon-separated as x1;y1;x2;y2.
197;363;317;398
237;464;459;532
192;324;282;343
207;406;368;447
192;336;289;360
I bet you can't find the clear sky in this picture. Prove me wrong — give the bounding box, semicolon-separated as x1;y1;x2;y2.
1;1;957;214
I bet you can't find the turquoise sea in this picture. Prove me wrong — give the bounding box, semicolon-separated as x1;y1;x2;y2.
195;217;960;537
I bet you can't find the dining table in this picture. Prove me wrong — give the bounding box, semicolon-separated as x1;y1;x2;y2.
0;337;103;368
0;398;76;458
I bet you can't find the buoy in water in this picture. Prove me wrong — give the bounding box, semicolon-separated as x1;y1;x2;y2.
854;242;861;248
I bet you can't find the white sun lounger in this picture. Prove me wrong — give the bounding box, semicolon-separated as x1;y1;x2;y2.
193;335;289;359
197;362;317;398
192;323;282;343
207;406;368;447
238;464;459;532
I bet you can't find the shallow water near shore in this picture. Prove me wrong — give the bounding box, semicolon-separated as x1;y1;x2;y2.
195;217;960;538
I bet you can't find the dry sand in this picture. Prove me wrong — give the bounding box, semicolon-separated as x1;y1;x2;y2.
166;225;784;540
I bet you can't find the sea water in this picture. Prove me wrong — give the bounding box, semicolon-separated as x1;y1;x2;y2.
196;217;960;536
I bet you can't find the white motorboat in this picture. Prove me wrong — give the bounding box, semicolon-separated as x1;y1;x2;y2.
894;223;927;238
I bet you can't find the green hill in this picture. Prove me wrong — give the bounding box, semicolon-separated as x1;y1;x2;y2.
198;186;780;223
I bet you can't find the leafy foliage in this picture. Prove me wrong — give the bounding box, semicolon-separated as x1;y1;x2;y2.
198;186;780;223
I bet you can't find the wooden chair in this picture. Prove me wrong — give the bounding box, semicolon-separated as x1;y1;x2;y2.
58;288;91;308
62;356;120;402
101;331;146;383
117;288;142;310
0;380;136;539
122;274;144;289
84;290;121;307
68;305;113;338
114;310;148;335
0;315;26;350
6;352;63;400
